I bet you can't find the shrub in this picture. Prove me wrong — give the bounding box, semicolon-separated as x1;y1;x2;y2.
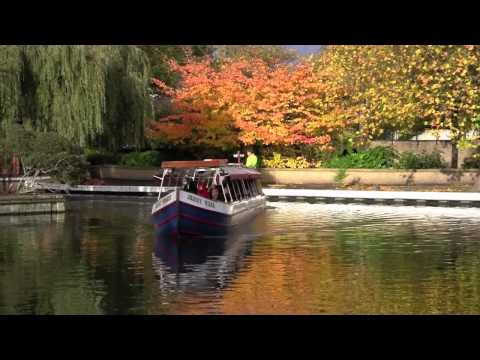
395;151;445;169
462;154;480;169
119;150;164;167
334;168;348;184
86;149;119;165
323;146;398;169
1;126;90;184
262;152;321;169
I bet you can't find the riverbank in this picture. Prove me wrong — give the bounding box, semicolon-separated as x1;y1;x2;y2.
89;165;480;187
0;194;66;216
32;183;480;208
267;183;474;192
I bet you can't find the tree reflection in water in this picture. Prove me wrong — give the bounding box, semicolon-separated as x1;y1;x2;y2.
3;199;480;314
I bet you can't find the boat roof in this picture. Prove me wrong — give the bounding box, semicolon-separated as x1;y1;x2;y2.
161;159;228;169
223;166;261;180
160;159;261;179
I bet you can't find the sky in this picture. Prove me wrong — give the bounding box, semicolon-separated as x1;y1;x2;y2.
285;45;323;55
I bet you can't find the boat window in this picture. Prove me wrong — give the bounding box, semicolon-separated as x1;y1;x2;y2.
249;179;257;196
249;179;256;196
248;179;255;197
241;179;247;197
233;180;240;200
217;179;226;203
223;178;234;202
240;180;247;198
241;179;251;198
230;179;239;202
234;180;243;200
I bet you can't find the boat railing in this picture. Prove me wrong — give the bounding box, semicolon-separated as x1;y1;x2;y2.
154;163;264;202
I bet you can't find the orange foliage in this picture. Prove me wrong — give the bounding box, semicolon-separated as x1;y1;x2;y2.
148;57;346;149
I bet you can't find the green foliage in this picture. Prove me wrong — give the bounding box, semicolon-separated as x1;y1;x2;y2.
0;45;152;151
138;45;214;87
119;151;164;168
256;146;449;170
213;45;298;67
85;149;120;165
323;146;398;169
395;151;446;169
462;154;480;169
334;168;348;184
0;46;22;126
1;126;89;184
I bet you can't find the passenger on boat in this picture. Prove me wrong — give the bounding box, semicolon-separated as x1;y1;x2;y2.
210;186;220;201
184;178;197;193
197;180;210;198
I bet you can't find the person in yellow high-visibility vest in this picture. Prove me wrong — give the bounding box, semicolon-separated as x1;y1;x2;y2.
245;150;258;169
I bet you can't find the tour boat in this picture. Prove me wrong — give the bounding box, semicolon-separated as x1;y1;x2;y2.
152;159;266;238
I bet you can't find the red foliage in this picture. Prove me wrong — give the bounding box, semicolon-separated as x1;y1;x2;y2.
148;57;341;149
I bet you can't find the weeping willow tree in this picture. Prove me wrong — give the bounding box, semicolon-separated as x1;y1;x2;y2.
0;45;152;151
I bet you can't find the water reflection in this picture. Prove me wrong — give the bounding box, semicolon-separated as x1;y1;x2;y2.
2;199;480;314
152;217;264;295
217;203;480;314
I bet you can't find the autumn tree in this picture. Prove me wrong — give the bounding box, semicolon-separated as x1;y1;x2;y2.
147;45;480;168
405;45;480;167
213;45;298;67
314;46;424;145
315;45;480;167
138;45;214;87
147;57;343;154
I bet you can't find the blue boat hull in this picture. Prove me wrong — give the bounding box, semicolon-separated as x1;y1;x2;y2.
153;199;263;238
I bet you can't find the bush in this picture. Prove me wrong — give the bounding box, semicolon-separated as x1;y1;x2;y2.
1;126;90;184
334;168;348;183
262;152;322;168
395;151;445;169
323;146;398;169
86;149;119;165
119;150;164;167
462;155;480;169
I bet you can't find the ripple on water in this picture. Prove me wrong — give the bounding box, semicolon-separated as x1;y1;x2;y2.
2;200;480;314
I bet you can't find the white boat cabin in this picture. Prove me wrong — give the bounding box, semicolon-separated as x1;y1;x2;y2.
155;159;264;203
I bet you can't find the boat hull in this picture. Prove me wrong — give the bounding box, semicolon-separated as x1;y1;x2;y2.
152;190;266;238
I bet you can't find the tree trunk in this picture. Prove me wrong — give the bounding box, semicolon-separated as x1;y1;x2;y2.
451;144;458;169
12;155;21;176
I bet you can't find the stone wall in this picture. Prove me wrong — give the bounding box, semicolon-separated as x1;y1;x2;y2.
89;166;480;187
0;195;66;215
260;168;480;186
370;140;477;168
90;165;158;181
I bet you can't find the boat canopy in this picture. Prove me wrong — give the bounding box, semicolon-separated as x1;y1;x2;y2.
161;159;228;169
159;159;261;181
224;167;261;180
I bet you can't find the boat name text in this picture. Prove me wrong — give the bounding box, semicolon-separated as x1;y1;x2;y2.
161;194;172;205
187;194;215;209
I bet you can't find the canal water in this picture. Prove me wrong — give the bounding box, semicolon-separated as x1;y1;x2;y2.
1;197;480;315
